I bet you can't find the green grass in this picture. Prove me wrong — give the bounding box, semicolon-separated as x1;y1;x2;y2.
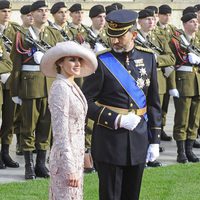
0;163;200;200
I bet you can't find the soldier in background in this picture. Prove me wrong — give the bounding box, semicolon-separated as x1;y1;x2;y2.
194;4;200;144
156;4;178;141
137;9;176;167
10;0;63;180
50;1;73;41
89;5;109;51
0;38;13;169
145;6;159;26
20;5;33;29
69;3;89;44
105;3;123;15
170;12;200;163
0;0;20;168
14;5;34;157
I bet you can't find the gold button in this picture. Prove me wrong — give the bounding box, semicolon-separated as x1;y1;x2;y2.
108;113;112;116
158;135;160;138
130;103;133;107
128;70;131;74
105;121;108;125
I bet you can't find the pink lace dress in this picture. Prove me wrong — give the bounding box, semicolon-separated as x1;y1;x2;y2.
48;74;87;200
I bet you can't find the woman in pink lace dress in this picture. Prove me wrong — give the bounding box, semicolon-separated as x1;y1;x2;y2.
40;41;97;200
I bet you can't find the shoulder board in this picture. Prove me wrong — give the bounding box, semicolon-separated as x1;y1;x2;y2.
96;48;111;56
135;46;153;53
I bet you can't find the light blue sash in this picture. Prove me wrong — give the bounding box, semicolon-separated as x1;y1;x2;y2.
99;52;147;120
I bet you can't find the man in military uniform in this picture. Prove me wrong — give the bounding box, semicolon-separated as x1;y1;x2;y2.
0;38;13;169
50;2;73;41
82;9;161;200
10;0;63;180
20;5;34;29
13;5;34;157
0;0;20;168
89;4;108;50
69;3;89;44
170;12;200;163
137;9;176;167
144;6;159;26
155;4;178;141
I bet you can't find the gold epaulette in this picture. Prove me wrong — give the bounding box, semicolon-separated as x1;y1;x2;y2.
96;48;112;56
135;45;153;53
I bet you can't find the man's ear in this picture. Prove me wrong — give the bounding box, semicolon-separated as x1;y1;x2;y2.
132;31;137;40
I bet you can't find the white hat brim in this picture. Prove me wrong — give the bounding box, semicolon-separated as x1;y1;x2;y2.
40;41;98;78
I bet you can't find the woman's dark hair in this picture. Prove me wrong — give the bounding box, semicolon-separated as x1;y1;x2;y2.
55;57;65;74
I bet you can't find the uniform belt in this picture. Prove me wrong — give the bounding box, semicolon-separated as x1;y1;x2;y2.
96;102;147;116
176;65;198;72
21;65;40;72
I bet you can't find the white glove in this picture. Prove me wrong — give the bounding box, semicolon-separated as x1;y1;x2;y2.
164;66;174;78
146;144;159;162
169;89;179;98
0;72;11;84
94;43;106;53
12;96;22;105
119;112;141;131
188;52;200;65
33;51;44;64
154;53;158;62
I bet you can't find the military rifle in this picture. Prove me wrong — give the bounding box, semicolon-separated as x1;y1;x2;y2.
172;33;200;57
15;26;51;53
0;33;12;52
135;32;164;54
82;25;108;49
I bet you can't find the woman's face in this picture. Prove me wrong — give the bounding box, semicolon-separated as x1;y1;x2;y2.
60;56;82;77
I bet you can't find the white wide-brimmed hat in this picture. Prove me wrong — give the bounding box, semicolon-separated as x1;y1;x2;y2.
40;41;98;78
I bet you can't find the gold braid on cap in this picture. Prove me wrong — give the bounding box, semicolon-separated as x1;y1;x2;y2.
108;23;133;31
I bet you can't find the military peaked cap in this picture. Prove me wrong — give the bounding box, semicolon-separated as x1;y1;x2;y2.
106;9;138;37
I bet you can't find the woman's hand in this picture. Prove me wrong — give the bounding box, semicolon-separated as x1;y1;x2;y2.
67;173;80;187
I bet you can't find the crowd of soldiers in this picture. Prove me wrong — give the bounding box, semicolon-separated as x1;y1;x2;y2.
0;0;200;180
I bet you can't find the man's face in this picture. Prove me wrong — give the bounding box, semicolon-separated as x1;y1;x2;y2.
139;17;155;32
110;31;136;52
21;13;34;27
53;7;68;25
32;7;49;25
91;13;106;30
184;18;198;33
158;13;171;25
70;10;83;25
0;8;11;23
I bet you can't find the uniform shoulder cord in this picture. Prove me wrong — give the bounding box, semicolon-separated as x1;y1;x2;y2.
16;32;33;63
171;31;187;66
